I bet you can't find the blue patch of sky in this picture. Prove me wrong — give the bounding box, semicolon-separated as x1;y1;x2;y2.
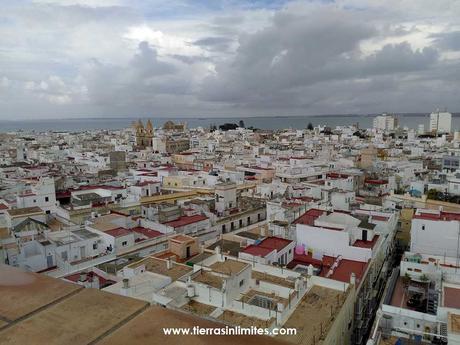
135;0;293;20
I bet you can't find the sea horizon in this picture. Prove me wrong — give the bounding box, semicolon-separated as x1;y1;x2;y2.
0;113;448;132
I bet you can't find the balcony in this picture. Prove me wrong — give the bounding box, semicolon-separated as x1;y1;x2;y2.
45;252;116;278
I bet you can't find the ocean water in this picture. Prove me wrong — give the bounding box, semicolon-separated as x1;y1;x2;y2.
0;114;456;132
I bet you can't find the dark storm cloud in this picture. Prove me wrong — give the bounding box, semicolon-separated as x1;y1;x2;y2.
81;42;184;106
198;8;442;108
1;0;460;118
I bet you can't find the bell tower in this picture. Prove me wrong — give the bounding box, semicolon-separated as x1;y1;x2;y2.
145;119;153;147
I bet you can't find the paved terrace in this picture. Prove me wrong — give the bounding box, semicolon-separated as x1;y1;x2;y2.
278;285;348;345
0;264;289;345
127;256;193;281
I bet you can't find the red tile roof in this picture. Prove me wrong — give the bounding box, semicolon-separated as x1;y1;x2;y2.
327;258;368;283
326;172;350;179
105;227;133;238
293;209;325;225
63;271;115;286
76;185;125;191
353;235;379;249
135;181;155;187
372;215;389;221
164;215;208;228
258;237;293;251
132;226;163;239
241;245;274;257
364;179;388;185
443;287;460;308
292;196;318;202
241;237;293;258
414;211;460;221
0;203;8;210
288;253;368;284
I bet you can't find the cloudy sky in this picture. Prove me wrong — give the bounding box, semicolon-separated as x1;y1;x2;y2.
1;0;460;119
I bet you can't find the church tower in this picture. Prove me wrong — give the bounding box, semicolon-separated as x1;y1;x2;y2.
133;119;153;148
134;119;145;147
145;119;153;147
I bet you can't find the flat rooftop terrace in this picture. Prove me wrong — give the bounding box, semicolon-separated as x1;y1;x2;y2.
0;265;287;345
180;300;216;317
208;259;249;275
192;270;225;289
206;239;241;257
98;306;287;345
128;256;193;281
278;285;347;345
0;264;82;322
218;310;275;328
252;270;296;289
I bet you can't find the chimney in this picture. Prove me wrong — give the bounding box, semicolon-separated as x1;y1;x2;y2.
215;246;221;255
122;278;130;289
166;258;172;270
350;273;356;285
79;272;87;282
307;264;314;276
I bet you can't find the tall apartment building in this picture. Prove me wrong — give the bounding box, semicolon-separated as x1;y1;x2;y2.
430;110;452;134
373;114;398;131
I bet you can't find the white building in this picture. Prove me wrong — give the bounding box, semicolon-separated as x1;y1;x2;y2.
16;177;57;213
411;208;460;258
373;114;398;131
238;237;295;265
430;110;452;134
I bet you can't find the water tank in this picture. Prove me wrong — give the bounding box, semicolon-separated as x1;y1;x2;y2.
187;284;195;298
455;132;460;141
277;302;285;312
295;244;305;255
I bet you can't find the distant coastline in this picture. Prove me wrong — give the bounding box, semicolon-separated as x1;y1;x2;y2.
3;112;460;123
0;112;459;132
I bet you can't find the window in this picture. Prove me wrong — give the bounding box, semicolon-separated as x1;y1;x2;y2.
45;196;49;202
289;249;292;254
239;279;245;287
93;243;98;250
422;225;425;230
122;241;128;246
61;251;68;261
